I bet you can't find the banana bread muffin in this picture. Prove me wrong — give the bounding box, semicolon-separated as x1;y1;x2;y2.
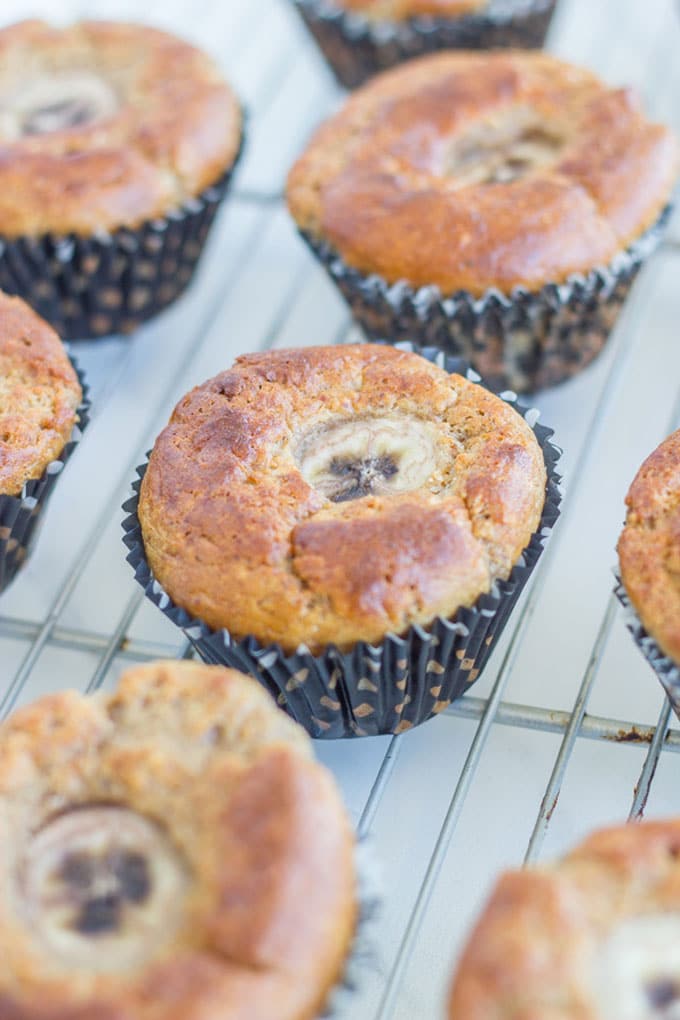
617;429;680;719
0;290;87;595
449;820;680;1020
0;659;356;1020
125;344;561;737
288;51;678;391
0;20;243;339
292;0;557;89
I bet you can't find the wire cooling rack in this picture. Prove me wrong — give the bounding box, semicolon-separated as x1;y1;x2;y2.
1;0;679;1016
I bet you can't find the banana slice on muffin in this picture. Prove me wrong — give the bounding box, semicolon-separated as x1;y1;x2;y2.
296;414;442;502
449;821;680;1020
22;805;186;970
1;69;119;139
0;660;356;1020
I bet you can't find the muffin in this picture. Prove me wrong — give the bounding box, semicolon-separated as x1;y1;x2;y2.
449;820;680;1020
0;20;243;340
617;429;680;721
123;343;561;738
0;658;357;1020
0;290;88;596
287;51;678;392
292;0;558;89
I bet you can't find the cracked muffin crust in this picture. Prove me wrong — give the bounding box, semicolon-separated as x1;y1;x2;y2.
288;51;678;297
138;344;547;653
449;820;680;1020
0;19;242;237
0;291;81;497
618;430;680;666
0;659;356;1020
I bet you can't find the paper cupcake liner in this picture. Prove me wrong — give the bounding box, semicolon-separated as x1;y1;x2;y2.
322;839;381;1018
0;358;90;596
300;206;671;393
122;347;561;739
292;0;557;88
0;133;244;342
615;576;680;724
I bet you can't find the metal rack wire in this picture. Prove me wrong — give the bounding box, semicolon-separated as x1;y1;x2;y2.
0;0;679;1017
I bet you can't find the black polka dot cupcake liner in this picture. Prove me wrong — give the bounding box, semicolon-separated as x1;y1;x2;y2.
0;133;244;342
122;348;561;739
0;359;90;597
292;0;557;89
615;576;680;724
299;206;671;393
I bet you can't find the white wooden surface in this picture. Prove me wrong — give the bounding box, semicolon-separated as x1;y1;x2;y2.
0;1;679;1017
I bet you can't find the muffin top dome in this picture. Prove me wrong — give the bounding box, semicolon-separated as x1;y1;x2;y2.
618;429;680;665
0;20;242;237
449;820;680;1020
138;344;547;652
0;659;356;1020
0;292;82;497
287;51;678;296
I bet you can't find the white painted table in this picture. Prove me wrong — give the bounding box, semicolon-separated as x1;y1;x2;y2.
1;0;679;1016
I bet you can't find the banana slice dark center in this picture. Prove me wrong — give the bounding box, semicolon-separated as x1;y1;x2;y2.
0;71;119;139
446;113;564;187
22;806;187;972
590;916;680;1020
24;97;98;135
56;847;151;935
296;414;442;502
328;453;399;502
646;979;680;1015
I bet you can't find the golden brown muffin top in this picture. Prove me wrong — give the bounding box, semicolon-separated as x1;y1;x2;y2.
0;20;242;237
449;820;680;1020
288;51;679;296
618;429;680;665
0;292;82;497
138;344;547;653
0;659;356;1020
328;0;485;19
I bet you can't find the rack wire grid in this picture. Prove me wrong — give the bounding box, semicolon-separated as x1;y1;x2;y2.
0;0;679;1016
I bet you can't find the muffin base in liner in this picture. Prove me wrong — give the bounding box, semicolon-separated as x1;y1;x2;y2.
299;206;671;393
322;839;381;1018
293;0;557;89
0;133;244;342
122;347;561;739
615;576;680;724
0;358;90;596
